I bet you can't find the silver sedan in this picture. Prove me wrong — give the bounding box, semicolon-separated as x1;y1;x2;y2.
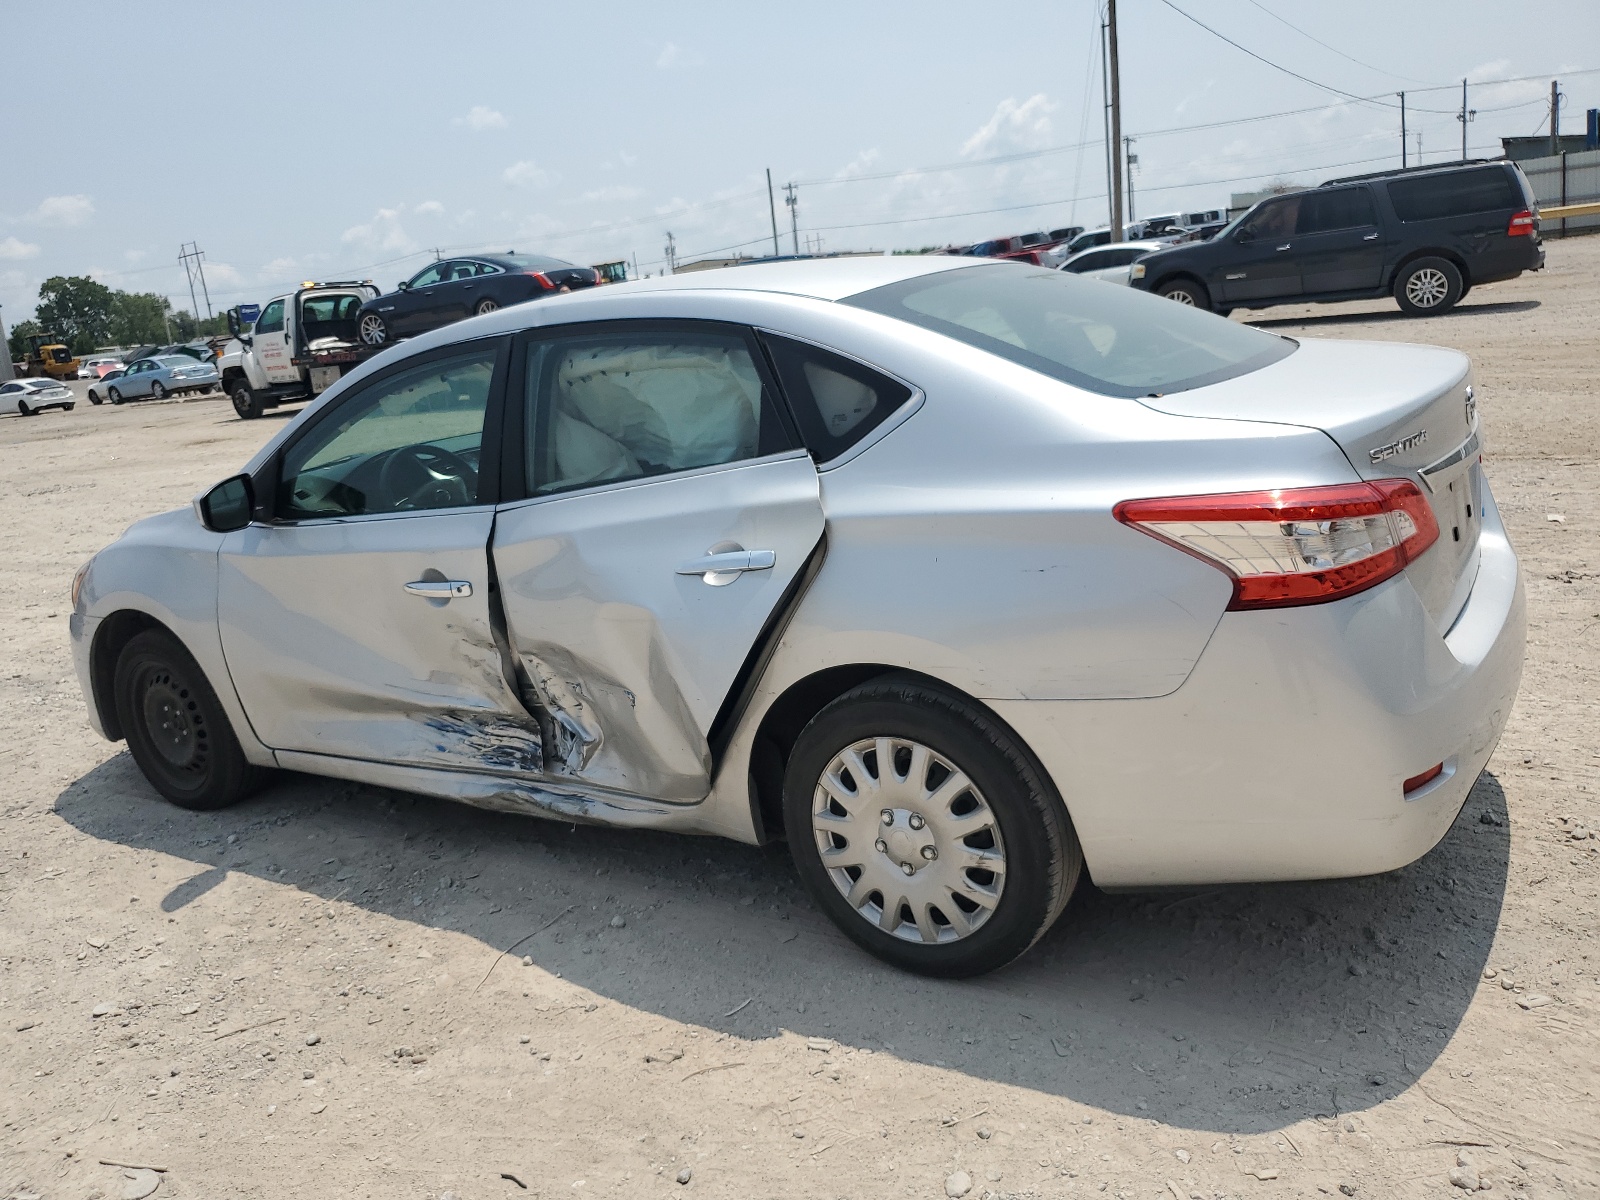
103;355;220;404
69;257;1523;976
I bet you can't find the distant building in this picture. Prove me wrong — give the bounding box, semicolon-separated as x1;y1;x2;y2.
1502;133;1597;162
1228;183;1306;219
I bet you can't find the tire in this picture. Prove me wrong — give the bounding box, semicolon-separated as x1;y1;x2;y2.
89;392;103;405
64;403;75;412
108;387;123;405
16;401;31;417
1394;256;1463;317
230;381;265;420
150;381;167;399
782;674;1082;977
1157;278;1211;311
358;312;389;346
113;629;266;811
473;298;500;317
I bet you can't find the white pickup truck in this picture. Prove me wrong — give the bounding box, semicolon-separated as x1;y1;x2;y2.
219;281;381;419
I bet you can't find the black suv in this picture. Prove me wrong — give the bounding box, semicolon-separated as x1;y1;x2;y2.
1130;160;1543;317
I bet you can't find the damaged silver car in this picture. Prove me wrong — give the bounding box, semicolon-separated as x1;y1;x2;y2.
71;257;1523;976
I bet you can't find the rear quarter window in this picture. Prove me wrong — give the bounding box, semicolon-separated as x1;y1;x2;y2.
1387;168;1519;222
760;334;913;463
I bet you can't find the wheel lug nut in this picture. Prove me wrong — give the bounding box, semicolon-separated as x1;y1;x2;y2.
881;810;894;826
901;862;915;876
908;813;925;830
921;845;937;860
874;839;887;853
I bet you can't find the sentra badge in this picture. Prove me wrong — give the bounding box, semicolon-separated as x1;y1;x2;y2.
1369;429;1428;464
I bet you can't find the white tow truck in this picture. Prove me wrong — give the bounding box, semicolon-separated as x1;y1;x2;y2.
219;281;381;419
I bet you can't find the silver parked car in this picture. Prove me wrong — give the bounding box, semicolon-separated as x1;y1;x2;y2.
1;376;76;416
70;258;1524;976
1057;239;1174;285
103;355;220;404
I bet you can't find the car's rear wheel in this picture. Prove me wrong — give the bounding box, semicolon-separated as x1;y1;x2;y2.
1395;257;1463;316
783;674;1081;977
113;629;266;811
150;381;167;399
358;312;389;345
230;381;265;420
473;298;500;317
1158;278;1211;311
108;388;123;405
64;403;75;412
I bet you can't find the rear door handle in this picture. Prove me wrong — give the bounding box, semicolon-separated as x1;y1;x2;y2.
1275;243;1292;252
404;579;473;599
677;549;776;585
1363;232;1381;241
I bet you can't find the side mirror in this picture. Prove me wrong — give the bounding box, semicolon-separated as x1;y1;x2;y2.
195;474;255;533
397;280;410;291
226;309;241;337
1235;228;1255;243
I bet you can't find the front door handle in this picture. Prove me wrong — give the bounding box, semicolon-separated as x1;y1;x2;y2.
404;579;473;599
1275;243;1292;252
676;549;776;586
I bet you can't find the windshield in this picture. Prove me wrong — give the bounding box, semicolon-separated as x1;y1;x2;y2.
500;254;575;271
844;263;1297;398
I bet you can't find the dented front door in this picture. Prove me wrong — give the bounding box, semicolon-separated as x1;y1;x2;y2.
492;451;825;802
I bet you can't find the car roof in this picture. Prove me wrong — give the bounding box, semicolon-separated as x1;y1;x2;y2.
558;254;981;303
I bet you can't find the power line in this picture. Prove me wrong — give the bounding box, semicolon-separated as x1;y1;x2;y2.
1236;0;1442;86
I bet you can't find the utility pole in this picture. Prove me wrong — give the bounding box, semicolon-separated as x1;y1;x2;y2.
0;306;14;381
1100;13;1113;235
1124;137;1138;223
1107;0;1125;243
766;169;781;257
1457;78;1476;161
1399;92;1407;168
1550;79;1563;157
663;232;677;275
784;182;799;256
178;242;214;324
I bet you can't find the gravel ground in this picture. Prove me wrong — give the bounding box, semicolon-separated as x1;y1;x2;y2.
2;238;1596;1200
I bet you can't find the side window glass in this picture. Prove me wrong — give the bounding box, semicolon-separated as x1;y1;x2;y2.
256;301;285;335
1239;196;1300;240
475;262;502;277
526;328;791;495
277;347;496;520
1298;187;1377;234
760;334;913;463
409;264;445;288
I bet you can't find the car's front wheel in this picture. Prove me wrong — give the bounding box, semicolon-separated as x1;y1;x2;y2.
108;388;123;405
16;401;32;417
358;312;389;345
1158;278;1211;310
89;392;103;405
1395;257;1463;316
114;629;266;811
230;381;264;420
783;675;1081;977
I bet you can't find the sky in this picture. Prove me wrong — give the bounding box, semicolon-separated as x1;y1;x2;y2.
2;0;1597;325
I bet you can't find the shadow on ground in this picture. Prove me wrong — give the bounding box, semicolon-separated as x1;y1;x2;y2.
1247;298;1540;329
56;756;1510;1134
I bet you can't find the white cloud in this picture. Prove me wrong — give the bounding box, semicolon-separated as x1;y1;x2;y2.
656;41;703;70
580;185;645;204
414;200;446;216
341;206;413;253
0;236;40;260
961;94;1055;157
833;149;882;180
454;105;507;130
503;160;551;189
29;194;95;227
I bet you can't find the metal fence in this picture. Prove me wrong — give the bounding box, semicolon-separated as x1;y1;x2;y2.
1518;149;1600;236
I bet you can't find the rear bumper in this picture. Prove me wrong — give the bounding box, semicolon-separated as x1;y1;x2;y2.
995;484;1524;888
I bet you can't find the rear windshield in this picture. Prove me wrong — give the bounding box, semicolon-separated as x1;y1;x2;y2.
155;356;196;367
1387;168;1519;222
844;264;1296;398
500;254;575;271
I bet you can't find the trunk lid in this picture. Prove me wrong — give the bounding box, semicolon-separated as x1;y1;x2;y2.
1139;338;1482;630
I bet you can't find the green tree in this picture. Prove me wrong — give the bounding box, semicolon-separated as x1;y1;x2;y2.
36;275;116;353
108;291;173;346
7;319;42;364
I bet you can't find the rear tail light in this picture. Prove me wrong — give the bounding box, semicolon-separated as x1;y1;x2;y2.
1114;479;1439;610
1403;763;1444;794
1507;209;1536;236
525;270;555;289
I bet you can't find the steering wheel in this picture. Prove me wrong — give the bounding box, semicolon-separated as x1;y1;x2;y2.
376;443;477;511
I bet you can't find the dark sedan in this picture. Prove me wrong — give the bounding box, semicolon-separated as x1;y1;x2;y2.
356;253;601;345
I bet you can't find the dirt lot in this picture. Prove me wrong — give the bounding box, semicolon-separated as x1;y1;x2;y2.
2;239;1596;1200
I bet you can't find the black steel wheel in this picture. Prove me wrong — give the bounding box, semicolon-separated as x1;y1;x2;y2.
113;629;265;811
230;381;264;420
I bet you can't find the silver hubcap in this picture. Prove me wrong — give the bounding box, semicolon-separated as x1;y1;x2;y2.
812;736;1006;944
477;300;498;314
359;315;386;344
1166;288;1196;305
1406;267;1449;307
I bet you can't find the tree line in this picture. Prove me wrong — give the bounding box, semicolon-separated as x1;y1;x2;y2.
7;275;229;362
